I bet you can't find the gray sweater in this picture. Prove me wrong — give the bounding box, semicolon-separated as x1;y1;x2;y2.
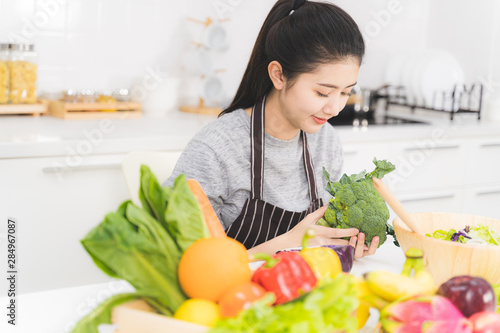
164;109;343;230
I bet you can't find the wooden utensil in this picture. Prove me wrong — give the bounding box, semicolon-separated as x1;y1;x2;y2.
372;177;421;234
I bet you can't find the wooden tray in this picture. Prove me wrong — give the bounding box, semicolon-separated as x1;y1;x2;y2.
49;100;142;119
0;100;49;116
112;299;209;333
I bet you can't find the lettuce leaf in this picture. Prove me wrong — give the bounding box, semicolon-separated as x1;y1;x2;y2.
493;284;500;314
468;225;500;246
71;293;141;333
426;225;500;246
209;273;359;333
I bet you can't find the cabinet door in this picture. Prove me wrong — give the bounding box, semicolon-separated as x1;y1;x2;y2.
389;140;464;193
387;189;462;225
342;142;392;175
464;139;500;186
462;184;500;219
0;154;129;293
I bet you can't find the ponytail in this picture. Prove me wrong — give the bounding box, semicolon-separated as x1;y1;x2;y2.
220;0;364;116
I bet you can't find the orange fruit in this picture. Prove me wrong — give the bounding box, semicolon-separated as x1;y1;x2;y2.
178;236;251;302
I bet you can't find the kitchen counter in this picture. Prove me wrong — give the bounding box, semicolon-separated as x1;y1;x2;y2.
0;111;216;159
0;240;405;333
1;110;500;159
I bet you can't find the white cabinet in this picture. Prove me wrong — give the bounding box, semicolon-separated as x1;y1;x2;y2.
464;139;500;186
397;189;463;214
0;154;129;293
387;189;463;225
388;140;464;193
462;184;500;219
342;142;392;175
342;131;500;225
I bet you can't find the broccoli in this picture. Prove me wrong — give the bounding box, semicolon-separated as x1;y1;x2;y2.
318;158;399;248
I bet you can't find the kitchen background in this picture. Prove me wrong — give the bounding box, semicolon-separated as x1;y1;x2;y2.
1;0;500;322
0;0;499;114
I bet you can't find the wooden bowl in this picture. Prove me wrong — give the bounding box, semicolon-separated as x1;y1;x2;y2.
393;212;500;286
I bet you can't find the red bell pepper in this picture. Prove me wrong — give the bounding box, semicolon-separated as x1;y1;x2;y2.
251;251;317;305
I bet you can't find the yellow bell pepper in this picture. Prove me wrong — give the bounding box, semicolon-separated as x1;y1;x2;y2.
299;228;342;279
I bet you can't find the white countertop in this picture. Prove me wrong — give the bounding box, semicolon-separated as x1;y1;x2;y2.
0;111;217;159
0;239;404;333
1;109;500;159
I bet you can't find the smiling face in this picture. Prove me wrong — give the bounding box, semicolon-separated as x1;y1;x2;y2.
266;58;360;139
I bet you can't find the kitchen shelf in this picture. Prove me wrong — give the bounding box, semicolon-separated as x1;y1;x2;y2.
0;100;49;117
49;100;142;119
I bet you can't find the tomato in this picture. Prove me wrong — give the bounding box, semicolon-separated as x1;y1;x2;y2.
218;281;267;318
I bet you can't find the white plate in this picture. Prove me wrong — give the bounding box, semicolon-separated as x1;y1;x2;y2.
400;50;425;104
417;50;465;110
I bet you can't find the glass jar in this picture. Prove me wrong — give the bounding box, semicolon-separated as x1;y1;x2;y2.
9;43;38;104
0;43;9;104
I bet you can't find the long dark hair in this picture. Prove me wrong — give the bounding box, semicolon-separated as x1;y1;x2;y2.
220;0;365;116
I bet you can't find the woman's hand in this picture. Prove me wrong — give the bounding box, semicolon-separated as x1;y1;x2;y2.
287;205;378;259
247;204;379;259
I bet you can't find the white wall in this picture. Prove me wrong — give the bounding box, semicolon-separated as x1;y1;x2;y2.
0;0;498;109
426;0;500;101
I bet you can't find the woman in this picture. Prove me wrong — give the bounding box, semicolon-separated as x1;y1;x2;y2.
165;0;379;257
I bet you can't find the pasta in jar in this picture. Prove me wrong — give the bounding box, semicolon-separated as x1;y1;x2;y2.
0;44;9;104
9;44;37;104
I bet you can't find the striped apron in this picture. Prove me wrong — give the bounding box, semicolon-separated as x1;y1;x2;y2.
225;95;324;249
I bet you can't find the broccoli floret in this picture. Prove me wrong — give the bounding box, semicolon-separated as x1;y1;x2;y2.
322;158;398;248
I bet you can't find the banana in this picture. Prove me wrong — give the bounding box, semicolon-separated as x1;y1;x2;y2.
364;248;436;303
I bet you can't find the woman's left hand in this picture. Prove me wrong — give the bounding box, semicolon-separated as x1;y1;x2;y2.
348;233;379;259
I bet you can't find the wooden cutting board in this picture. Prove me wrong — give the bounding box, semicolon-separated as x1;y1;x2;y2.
112;299;209;333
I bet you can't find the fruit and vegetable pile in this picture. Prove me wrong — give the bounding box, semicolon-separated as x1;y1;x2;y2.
71;165;500;333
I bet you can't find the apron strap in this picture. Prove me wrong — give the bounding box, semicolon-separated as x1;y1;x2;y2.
302;132;320;202
250;95;319;203
250;95;266;200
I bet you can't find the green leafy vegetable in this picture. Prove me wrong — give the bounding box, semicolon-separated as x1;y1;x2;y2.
318;158;397;247
425;225;500;246
165;174;210;252
493;284;500;314
71;293;142;333
209;273;359;333
73;166;210;332
468;225;500;245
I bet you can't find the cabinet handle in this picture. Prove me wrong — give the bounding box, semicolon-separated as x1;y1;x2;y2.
42;162;122;173
400;192;455;202
343;150;359;156
480;142;500;148
404;144;459;152
476;189;500;196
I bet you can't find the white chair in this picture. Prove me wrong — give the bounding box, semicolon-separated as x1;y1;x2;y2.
122;150;182;205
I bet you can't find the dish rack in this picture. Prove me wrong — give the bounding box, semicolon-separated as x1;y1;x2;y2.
376;83;483;121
